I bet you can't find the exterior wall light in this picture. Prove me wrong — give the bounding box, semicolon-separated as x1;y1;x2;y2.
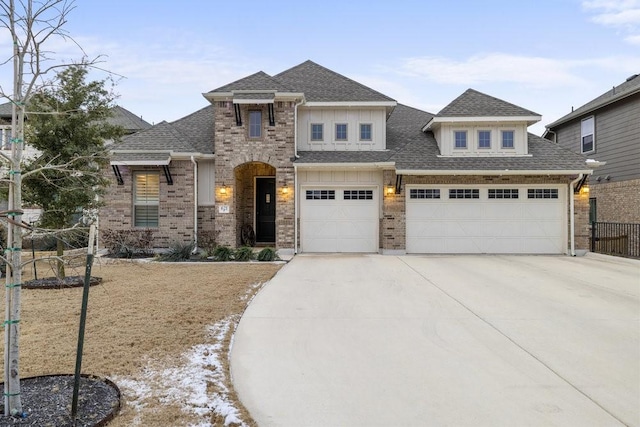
580;186;589;195
386;186;395;195
282;184;289;194
220;184;227;195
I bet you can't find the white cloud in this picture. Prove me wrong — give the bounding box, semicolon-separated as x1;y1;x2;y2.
399;54;586;87
582;0;640;43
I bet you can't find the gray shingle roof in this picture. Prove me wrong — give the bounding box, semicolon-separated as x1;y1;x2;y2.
0;102;12;118
274;60;396;103
112;120;198;153
171;105;214;154
107;106;152;133
437;89;540;117
208;71;291;93
546;73;640;128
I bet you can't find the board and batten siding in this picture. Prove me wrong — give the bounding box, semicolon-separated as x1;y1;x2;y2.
554;94;640;183
297;107;387;151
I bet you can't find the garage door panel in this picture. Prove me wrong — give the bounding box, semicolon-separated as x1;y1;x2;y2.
407;185;565;254
301;188;378;253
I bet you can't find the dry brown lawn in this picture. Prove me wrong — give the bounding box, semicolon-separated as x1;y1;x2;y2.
0;253;282;426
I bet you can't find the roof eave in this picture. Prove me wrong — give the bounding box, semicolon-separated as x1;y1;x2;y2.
394;169;593;176
428;115;541;126
294;162;395;169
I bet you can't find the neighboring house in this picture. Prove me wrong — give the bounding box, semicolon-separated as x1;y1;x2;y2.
102;60;594;255
544;74;640;224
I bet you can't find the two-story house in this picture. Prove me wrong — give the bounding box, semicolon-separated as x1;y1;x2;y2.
544;74;640;224
101;60;594;255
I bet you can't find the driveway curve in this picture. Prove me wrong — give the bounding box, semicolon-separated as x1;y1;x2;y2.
231;254;640;427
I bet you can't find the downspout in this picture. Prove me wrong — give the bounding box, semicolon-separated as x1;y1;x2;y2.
569;173;583;256
293;99;303;254
191;156;198;253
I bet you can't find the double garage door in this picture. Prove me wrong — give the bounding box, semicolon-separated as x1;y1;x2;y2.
406;185;566;254
300;187;378;253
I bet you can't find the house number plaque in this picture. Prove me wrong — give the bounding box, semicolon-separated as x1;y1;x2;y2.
218;205;230;214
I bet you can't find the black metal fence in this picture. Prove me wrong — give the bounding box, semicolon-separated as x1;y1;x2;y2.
591;222;640;259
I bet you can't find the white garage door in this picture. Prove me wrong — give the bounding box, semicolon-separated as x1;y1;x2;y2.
406;185;566;254
301;188;379;253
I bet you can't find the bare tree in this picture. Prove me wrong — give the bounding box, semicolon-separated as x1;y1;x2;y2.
0;0;104;416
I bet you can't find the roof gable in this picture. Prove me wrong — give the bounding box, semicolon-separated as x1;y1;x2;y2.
437;89;540;118
274;60;396;104
208;71;291;93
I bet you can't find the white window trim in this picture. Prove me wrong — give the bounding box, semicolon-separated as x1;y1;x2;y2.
310;123;324;141
581;116;595;154
501;130;515;149
335;123;348;142
454;130;468;149
359;123;373;142
478;130;491;149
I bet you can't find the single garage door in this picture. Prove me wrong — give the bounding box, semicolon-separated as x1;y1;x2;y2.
301;187;379;252
406;185;566;254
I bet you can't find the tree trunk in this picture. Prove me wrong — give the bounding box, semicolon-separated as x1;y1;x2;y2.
56;237;65;279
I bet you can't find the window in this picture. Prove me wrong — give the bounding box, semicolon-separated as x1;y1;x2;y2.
249;111;261;138
360;124;372;141
581;116;595;153
311;123;323;141
488;189;519;199
527;189;558;199
134;172;160;227
478;130;491;149
501;130;515;149
335;124;348;141
449;189;479;199
410;189;440;199
589;197;597;223
306;190;335;200
344;190;373;200
454;131;467;149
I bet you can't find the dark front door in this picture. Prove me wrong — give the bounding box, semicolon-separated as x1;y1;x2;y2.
256;177;276;243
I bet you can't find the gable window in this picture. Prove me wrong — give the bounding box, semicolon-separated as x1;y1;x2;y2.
478;130;491;149
501;130;515;149
360;124;372;141
249;110;262;138
134;172;160;227
581;116;595;153
311;123;324;141
335;124;348;141
454;131;467;149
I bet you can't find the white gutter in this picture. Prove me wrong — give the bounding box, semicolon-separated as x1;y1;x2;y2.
569;173;583;256
191;156;198;253
395;169;593;176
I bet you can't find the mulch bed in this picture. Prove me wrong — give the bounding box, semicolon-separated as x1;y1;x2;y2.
0;374;120;426
23;276;102;290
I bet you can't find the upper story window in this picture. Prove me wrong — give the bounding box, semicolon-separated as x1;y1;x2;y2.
478;130;491;149
454;131;467;149
311;123;324;141
134;172;160;228
360;124;372;141
335;124;348;141
581;116;595;153
501;130;515;149
249;110;262;138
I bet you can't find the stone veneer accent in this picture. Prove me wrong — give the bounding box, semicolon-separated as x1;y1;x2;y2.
213;101;296;250
589;178;640;223
381;173;591;253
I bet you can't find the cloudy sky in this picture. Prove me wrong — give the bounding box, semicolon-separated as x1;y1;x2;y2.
1;0;639;135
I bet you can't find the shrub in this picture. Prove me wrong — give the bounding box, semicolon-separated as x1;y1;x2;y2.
257;247;279;262
156;241;195;262
234;246;255;262
197;230;219;254
102;229;154;258
212;246;234;262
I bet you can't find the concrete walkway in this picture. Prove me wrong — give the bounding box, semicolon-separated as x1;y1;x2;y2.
231;254;640;427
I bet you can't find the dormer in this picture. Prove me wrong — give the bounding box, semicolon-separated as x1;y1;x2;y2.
422;89;541;157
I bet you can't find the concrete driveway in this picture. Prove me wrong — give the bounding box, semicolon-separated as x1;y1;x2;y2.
231;254;640;427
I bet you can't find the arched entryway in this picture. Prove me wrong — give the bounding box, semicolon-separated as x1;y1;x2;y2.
234;162;276;245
